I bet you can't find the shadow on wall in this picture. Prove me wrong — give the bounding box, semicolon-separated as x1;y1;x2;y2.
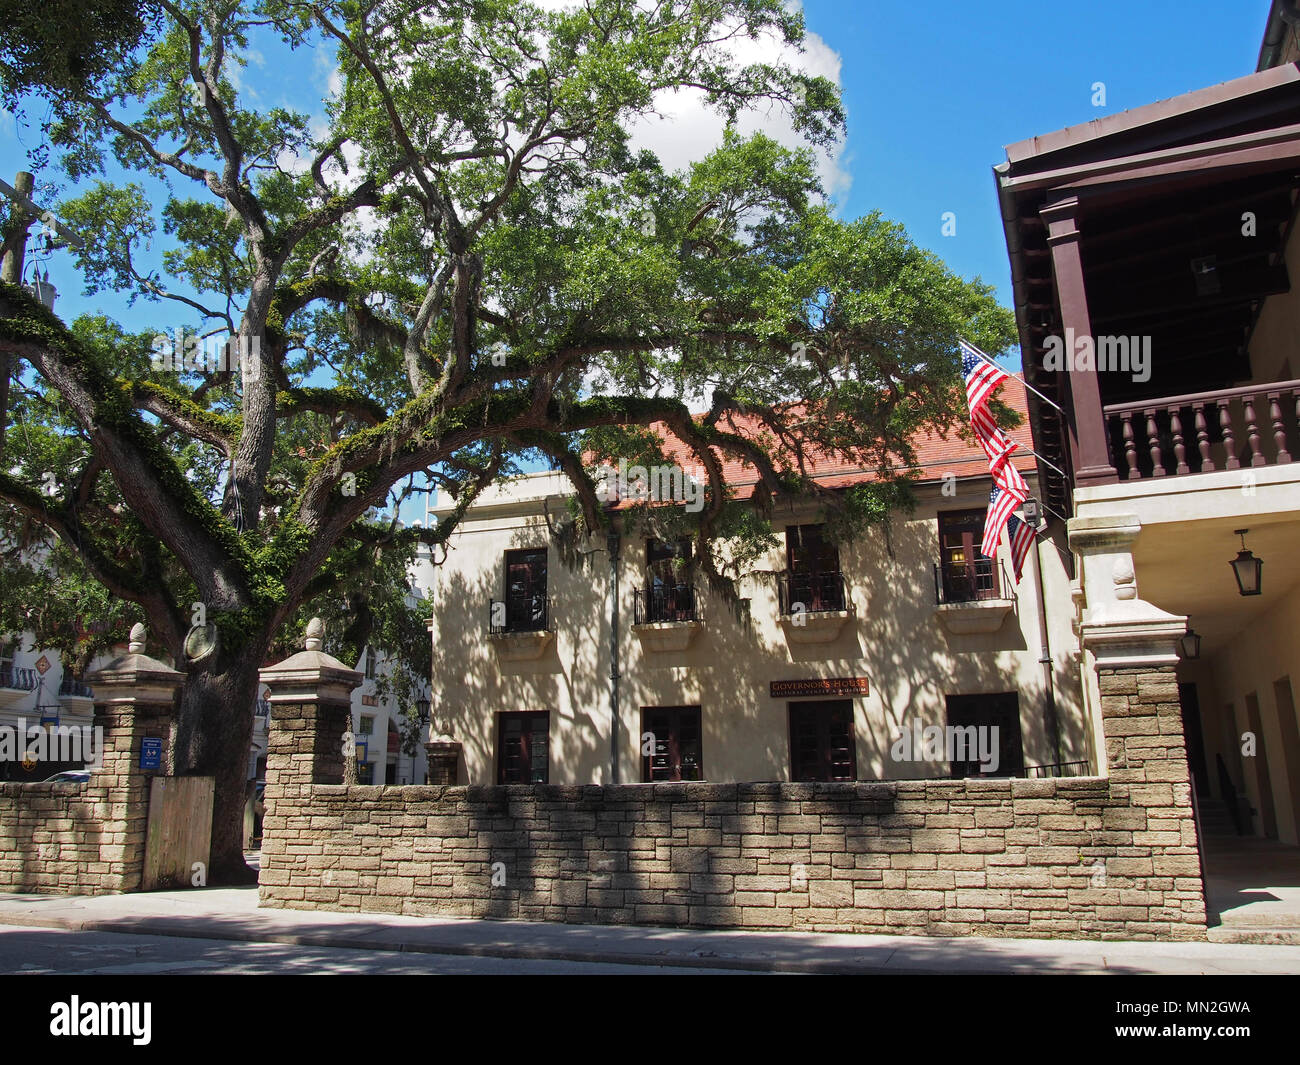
427;506;1088;785
429;546;608;785
0;779;110;893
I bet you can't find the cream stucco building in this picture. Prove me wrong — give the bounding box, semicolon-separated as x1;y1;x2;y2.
424;395;1093;791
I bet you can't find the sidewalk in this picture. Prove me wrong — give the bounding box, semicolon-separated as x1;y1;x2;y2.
2;887;1300;974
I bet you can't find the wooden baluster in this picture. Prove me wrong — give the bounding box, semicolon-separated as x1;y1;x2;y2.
1170;405;1189;474
1243;395;1266;467
1219;399;1240;470
1268;391;1291;464
1146;409;1165;476
1194;404;1214;472
1121;412;1140;479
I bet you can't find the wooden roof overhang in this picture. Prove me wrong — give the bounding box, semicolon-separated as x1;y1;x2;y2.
995;63;1300;518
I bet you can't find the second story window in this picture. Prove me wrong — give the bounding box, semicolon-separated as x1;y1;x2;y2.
639;539;695;623
782;524;845;613
358;715;374;736
937;509;1001;603
491;548;549;634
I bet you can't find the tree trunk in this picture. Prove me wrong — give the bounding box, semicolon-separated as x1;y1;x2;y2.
173;654;262;885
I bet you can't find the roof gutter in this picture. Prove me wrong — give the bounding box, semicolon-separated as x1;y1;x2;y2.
1258;0;1300;71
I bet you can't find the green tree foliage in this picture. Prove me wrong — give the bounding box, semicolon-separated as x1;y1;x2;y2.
0;0;1015;878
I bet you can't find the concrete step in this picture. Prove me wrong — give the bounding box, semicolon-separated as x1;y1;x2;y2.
1214;907;1300;929
1208;926;1300;945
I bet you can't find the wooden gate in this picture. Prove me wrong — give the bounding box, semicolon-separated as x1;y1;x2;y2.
143;776;214;891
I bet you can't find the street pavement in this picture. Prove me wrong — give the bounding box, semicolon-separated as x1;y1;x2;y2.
2;886;1299;974
0;923;741;974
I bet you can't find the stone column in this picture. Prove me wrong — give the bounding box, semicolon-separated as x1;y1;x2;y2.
1069;514;1207;934
257;619;362;902
425;736;462;785
84;622;184;893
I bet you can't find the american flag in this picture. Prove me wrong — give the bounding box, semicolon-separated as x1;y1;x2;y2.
960;339;1009;414
971;403;1020;475
1006;511;1038;584
981;482;1026;560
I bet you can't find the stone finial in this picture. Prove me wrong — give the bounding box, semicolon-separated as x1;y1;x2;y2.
128;623;147;654
304;617;325;651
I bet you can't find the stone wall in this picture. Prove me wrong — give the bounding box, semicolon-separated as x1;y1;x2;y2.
258;617;1206;941
259;770;1205;940
0;699;167;894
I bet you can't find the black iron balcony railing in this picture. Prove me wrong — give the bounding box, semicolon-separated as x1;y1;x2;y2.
1025;760;1091;778
634;584;698;624
778;571;848;616
488;594;552;635
58;675;94;698
0;665;38;691
1104;378;1300;481
933;558;1008;604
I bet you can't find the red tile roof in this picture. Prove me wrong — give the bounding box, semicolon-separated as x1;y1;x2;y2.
611;376;1035;498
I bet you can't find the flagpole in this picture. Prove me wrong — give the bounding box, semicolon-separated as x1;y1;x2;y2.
959;339;1066;415
960;339;1069;479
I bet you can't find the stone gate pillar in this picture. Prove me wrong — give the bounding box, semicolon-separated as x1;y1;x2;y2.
257;618;362;903
1069;514;1207;933
84;622;184;893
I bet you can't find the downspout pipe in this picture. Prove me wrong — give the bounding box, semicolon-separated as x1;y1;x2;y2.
1030;523;1063;768
607;527;621;785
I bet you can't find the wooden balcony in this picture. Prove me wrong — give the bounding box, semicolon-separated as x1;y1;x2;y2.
1104;379;1300;482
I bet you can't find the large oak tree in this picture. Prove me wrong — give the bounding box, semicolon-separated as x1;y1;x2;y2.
0;0;1015;880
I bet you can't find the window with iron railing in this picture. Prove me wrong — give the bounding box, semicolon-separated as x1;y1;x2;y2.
58;674;94;699
936;509;1002;603
780;524;846;614
489;548;550;633
0;664;38;691
638;538;697;623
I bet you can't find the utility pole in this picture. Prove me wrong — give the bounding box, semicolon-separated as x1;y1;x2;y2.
0;170;36;460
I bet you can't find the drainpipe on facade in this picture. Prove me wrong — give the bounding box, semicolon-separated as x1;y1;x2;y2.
1031;529;1063;768
607;527;621;784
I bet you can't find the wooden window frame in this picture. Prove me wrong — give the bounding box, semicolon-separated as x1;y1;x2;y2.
944;692;1025;778
641;705;704;782
788;700;857;782
938;509;999;602
496;710;551;784
502;548;549;633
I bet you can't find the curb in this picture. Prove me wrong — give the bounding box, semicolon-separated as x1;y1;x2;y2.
0;910;932;974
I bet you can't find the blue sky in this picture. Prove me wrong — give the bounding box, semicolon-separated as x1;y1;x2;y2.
0;0;1275;517
2;2;1271;332
802;0;1268;314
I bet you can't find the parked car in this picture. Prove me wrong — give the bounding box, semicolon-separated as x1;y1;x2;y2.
44;770;91;783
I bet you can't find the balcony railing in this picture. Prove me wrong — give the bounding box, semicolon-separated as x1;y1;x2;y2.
0;665;38;692
1104;378;1300;481
934;558;1008;604
488;594;552;635
1025;760;1091;778
58;675;94;699
634;584;698;624
778;571;848;615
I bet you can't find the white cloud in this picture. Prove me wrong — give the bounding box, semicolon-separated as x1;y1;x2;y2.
624;24;848;201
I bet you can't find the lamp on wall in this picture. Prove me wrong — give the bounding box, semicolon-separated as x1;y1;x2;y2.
416;698;431;724
1179;626;1201;660
1229;529;1263;597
